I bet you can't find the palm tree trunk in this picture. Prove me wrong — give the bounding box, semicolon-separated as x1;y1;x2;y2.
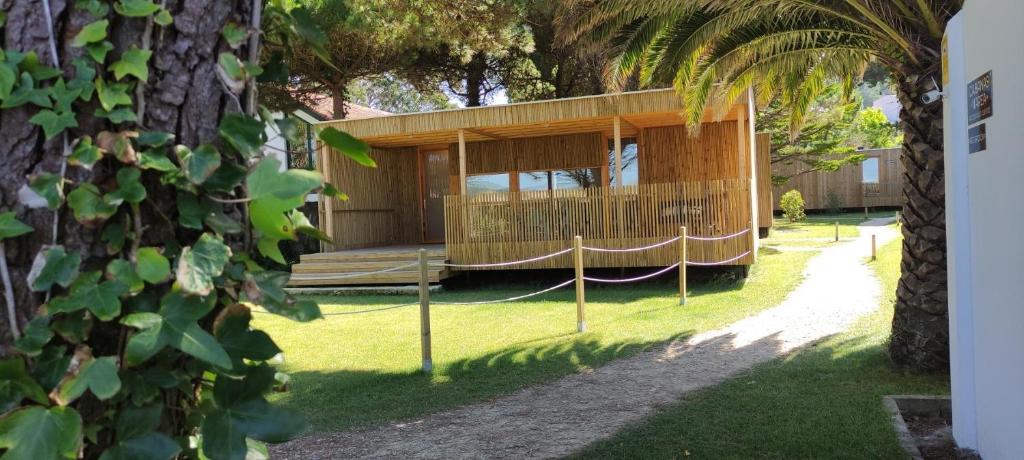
890;74;950;373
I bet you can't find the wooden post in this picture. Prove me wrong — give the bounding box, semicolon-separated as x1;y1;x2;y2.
871;234;877;261
573;235;586;333
679;226;687;305
834;221;839;242
418;249;432;373
613;116;623;189
457;129;467;196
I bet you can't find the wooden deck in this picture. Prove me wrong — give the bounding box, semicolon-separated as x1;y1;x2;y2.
288;245;453;286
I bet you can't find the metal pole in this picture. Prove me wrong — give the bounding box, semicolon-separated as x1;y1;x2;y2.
679;226;687;305
418;249;432;373
574;235;586;333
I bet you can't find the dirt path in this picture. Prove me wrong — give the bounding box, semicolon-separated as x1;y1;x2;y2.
272;218;898;460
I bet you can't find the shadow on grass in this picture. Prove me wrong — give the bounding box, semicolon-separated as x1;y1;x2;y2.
571;333;950;459
275;331;694;433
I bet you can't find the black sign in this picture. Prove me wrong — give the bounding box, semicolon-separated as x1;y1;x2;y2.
968;123;987;154
967;71;993;125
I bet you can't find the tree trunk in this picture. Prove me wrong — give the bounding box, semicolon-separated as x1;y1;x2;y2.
890;74;950;373
0;0;250;350
464;51;487;107
331;84;349;119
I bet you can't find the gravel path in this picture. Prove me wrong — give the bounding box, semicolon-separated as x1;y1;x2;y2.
271;218;898;460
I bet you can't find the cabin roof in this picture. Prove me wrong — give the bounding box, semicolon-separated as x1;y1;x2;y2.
316;88;744;148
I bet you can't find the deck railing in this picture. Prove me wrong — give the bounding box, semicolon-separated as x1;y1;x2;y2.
443;178;754;269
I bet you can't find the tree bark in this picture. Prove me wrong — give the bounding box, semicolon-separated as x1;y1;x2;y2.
464;51;487;107
331;84;349;119
0;0;250;351
890;74;950;373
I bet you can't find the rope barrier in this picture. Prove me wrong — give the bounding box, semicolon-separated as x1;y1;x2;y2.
252;302;419;317
429;247;573;268
582;263;681;283
292;262;419;280
432;279;575;305
686;250;752;266
582;237;681;253
685;228;751;241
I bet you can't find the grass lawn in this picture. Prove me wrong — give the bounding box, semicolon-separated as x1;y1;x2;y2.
573;234;950;459
764;211;896;248
257;247;815;432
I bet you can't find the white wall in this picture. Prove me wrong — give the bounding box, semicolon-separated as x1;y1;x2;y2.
262;112;288;171
944;1;1024;458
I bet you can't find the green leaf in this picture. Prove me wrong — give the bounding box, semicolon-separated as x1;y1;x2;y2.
0;358;49;407
18;52;61;80
30;110;77;140
138;150;177;172
102;220;127;255
86;41;114;63
50;79;82;112
68;137;103;169
222;22;249;49
68;58;97;101
109;167;146;204
0;63;16;100
51;311;93;343
13;317;53;356
48;271;127;321
214;305;281;373
0;212;32;239
110;46;152;81
247;158;321;203
107;259;144;293
289;7;327;47
113;0;160;16
203;161;247;193
72;19;108;47
3;72;52;108
0;406;82;460
54;354;121;405
67;183;118;227
170;322;232;370
21;172;64;209
99;432;180;460
321;183;349;201
137;247;170;284
256;236;285;265
176;233;231;296
218;52;246;82
32;346;72;391
319;127;375;167
176;191;209;230
250;199;294;240
137;131;174;147
95;78;133;111
218;113;265;158
175;144;221;185
94;106;137;124
77;0;110;17
153;8;173;26
28;246;80;292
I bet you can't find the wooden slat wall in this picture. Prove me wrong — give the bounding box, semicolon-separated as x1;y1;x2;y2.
447;133;604;194
444;179;753;269
321;146;420;249
639;122;740;183
772;148;903;210
755;133;773;228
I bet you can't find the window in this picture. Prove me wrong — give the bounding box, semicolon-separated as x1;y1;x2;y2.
862;157;880;184
518;171;551;192
607;137;639;186
466;173;510;197
518;169;602;192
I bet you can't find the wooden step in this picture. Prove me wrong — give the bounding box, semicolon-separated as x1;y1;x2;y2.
299;248;446;264
287;269;452;286
292;261;430;274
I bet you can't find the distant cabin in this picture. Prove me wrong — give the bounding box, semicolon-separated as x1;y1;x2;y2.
772;147;903;212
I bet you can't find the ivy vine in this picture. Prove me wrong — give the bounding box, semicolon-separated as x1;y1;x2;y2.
0;1;371;458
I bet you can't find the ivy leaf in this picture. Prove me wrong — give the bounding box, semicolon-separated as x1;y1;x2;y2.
100;405;180;460
107;259;144;293
77;0;110;18
176;233;231;296
217;52;246;92
244;272;321;321
51;310;93;344
256;236;285;265
72;19;108;47
108;167;146;204
137;131;174;147
30;110;78;140
3;72;53;109
22;172;64;209
48;271;127;321
218;113;265;158
0;212;32;239
68;58;97;101
203;161;247;193
27;246;80;292
13;316;54;356
52;349;121;405
102;220;127;255
97;130;139;164
0;63;16;100
113;0;160;16
95;78;133;111
319;127;374;167
321;183;349;201
250;199;294;240
50;79;82;112
247;158;320;204
110;46;152;81
68;137;103;169
0;406;82;460
94;106;137;124
67;183;118;227
138;150;176;172
176;191;209;230
86;41;114;63
175;144;221;185
0;358;49;408
214;305;281;374
137;247;170;284
153;8;173;26
124;290;230;368
222;22;249;49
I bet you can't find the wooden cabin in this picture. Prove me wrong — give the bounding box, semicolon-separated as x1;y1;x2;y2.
291;88;769;286
772;147;903;211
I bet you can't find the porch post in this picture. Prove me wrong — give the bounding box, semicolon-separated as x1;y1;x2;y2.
613;116;623;188
458;129;467;195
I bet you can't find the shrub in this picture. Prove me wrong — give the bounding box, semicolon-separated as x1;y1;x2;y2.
780;190;806;222
825;189;843;214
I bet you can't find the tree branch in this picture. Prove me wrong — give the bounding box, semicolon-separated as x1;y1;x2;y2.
0;242;19;340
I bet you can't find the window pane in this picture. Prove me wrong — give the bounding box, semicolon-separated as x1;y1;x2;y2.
467;173;510;197
553;168;601;189
608;138;639;186
862;157;880;183
518;171;550;192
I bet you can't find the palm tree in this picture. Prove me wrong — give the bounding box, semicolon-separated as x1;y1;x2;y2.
564;0;960;372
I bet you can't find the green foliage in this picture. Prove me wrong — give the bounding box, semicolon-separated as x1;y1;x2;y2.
824;189;843;214
851;107;902;148
780;190;806;222
0;3;356;459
